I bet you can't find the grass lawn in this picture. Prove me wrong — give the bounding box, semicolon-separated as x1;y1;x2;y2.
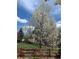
17;43;40;49
17;43;60;53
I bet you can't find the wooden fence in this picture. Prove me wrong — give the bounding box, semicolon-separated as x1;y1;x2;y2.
17;48;60;58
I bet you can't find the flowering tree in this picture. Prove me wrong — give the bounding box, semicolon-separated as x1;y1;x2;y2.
30;0;58;48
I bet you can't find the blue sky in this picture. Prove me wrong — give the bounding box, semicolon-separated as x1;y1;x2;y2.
17;0;61;31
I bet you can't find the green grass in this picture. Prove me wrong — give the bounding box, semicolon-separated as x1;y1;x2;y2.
32;57;39;59
17;43;61;52
17;43;40;49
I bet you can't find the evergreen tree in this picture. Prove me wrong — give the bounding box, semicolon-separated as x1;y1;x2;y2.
55;0;61;5
57;27;61;54
17;28;24;43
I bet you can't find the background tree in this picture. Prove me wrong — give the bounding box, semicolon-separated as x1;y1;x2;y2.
57;27;61;48
17;28;24;43
56;27;61;55
55;0;61;5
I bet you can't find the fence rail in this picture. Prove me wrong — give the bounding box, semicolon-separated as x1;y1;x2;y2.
17;48;60;58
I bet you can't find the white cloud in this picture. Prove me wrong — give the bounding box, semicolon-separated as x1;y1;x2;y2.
17;0;41;13
56;20;61;27
17;0;55;13
17;17;28;23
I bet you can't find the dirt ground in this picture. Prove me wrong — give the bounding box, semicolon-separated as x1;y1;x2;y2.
17;57;60;59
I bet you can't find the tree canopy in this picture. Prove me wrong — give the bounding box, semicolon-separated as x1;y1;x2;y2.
30;1;58;48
